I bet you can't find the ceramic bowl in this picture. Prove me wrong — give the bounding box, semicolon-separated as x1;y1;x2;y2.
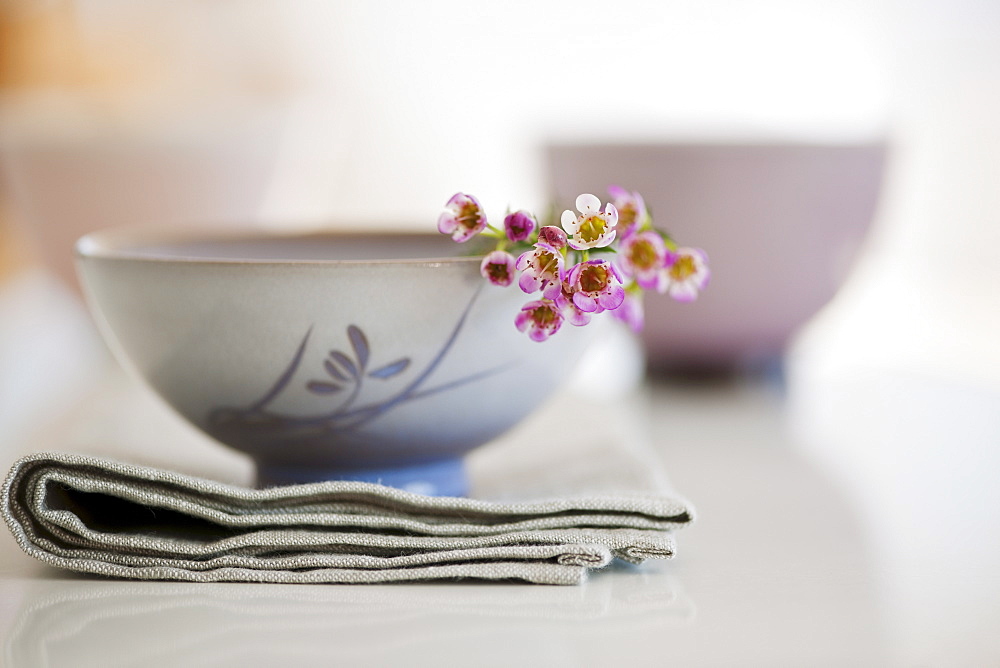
548;142;885;370
76;229;592;495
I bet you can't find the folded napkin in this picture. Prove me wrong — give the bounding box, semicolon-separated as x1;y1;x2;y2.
2;452;693;585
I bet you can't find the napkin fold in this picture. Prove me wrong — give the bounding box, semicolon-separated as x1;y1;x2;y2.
3;452;693;585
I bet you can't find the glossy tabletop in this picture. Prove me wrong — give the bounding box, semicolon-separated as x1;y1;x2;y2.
1;370;996;667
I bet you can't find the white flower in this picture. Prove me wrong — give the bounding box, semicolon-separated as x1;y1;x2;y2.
664;247;710;302
438;193;487;243
560;194;618;250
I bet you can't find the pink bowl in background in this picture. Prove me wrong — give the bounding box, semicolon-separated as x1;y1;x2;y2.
547;142;886;371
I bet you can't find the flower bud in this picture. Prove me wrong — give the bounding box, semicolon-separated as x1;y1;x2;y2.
503;210;536;243
537;225;567;249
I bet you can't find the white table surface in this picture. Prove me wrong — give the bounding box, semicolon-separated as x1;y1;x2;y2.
1;369;995;667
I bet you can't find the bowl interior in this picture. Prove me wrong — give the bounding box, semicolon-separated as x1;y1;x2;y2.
78;229;489;263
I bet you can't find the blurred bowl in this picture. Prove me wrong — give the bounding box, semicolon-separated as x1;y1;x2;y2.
0;96;282;291
76;229;592;495
548;142;886;370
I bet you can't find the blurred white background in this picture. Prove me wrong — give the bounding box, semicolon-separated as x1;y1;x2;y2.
1;1;999;664
3;0;897;228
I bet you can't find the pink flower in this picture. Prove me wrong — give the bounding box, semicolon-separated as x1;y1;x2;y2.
504;210;536;243
560;194;619;250
566;259;626;313
515;242;565;299
515;300;564;342
438;193;487;243
611;291;645;332
619;231;668;292
537;225;568;249
555;284;592;327
663;247;710;302
480;250;517;287
607;185;647;238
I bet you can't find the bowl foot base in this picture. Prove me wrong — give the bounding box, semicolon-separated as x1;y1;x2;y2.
255;457;469;497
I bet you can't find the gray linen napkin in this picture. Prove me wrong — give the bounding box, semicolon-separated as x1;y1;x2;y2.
2;452;693;585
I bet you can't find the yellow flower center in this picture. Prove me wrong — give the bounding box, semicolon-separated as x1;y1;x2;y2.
536;250;558;277
618;203;637;229
629;239;658;269
458;202;482;230
669;255;697;281
578;215;607;243
531;305;558;328
579;265;609;293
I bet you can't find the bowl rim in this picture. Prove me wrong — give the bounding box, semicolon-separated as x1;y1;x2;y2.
76;226;485;267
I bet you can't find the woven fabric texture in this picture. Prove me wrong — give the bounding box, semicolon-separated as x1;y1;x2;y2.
3;452;693;585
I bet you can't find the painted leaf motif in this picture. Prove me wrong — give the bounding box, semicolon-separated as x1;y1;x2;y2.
307;381;342;394
329;351;358;379
347;325;370;370
324;359;349;382
368;358;411;379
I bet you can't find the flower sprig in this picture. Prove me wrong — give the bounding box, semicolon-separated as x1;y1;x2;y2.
437;186;709;341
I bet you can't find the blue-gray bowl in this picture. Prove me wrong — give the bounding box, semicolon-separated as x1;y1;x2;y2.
76;229;592;495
